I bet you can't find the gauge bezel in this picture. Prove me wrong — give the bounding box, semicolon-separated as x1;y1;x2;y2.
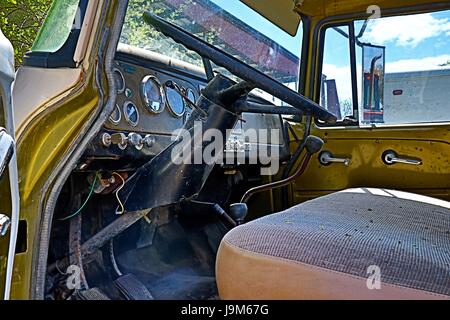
109;103;122;125
185;88;197;105
164;82;186;118
113;68;126;94
123;101;140;127
140;75;165;114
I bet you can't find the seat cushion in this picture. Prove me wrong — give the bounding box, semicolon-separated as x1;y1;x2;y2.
216;188;450;300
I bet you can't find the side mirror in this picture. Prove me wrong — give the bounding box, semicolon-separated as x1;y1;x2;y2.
361;43;385;124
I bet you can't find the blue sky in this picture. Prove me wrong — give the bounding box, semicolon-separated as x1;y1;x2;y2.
212;1;450;73
322;10;450;100
332;11;450;70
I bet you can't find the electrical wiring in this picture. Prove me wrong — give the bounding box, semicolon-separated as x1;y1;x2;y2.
60;172;99;221
113;172;125;215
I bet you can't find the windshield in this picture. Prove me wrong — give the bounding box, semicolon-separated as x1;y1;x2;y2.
32;0;81;53
120;0;303;92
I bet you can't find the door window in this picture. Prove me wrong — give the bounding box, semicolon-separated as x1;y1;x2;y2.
321;9;450;126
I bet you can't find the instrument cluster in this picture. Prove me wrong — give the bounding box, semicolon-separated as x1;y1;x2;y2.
107;65;198;133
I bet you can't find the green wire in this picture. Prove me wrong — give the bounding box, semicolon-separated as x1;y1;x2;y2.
60;172;99;221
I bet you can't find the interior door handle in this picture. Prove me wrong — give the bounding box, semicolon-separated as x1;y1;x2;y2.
382;150;422;166
319;151;350;167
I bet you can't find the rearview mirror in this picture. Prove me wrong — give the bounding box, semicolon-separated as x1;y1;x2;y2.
361;43;385;124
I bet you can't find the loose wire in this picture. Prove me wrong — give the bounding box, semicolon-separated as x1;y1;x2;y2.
60;172;99;221
113;172;125;215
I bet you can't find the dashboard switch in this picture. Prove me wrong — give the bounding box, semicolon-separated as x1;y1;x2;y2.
110;133;128;150
144;135;156;148
128;132;144;150
101;133;112;147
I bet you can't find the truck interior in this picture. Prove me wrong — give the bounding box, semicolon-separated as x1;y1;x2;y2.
9;0;449;300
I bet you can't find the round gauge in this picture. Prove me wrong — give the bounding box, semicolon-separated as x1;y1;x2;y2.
186;88;196;105
123;101;139;127
165;83;185;117
140;75;165;114
109;103;122;125
113;68;125;94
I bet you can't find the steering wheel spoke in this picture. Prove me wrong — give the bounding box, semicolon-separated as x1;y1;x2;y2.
143;11;337;124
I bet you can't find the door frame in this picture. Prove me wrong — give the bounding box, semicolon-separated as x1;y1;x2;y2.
0;27;20;300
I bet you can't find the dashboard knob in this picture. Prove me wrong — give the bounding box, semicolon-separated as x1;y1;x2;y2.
128;132;144;150
144;135;156;148
110;133;128;150
101;133;112;147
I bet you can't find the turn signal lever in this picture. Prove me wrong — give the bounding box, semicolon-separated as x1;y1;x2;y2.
230;136;324;223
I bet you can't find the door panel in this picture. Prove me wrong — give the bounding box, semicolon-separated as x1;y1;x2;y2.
291;125;450;204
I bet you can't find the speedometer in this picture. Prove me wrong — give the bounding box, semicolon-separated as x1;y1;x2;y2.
165;82;185;117
140;75;165;114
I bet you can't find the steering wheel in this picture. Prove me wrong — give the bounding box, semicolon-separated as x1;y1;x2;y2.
143;12;337;124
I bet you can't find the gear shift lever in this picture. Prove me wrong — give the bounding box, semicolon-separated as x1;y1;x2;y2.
229;203;248;225
228;136;324;225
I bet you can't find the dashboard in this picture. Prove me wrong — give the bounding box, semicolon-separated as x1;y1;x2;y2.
80;44;289;171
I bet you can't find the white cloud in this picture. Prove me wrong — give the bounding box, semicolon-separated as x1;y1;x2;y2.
322;55;450;101
364;13;450;47
386;55;450;72
322;64;359;101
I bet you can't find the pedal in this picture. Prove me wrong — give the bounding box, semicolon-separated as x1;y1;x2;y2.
114;274;154;300
75;287;110;300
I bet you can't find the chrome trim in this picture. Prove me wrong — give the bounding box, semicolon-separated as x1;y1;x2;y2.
123;101;139;127
0;214;11;237
113;68;126;94
0;129;14;177
108;103;122;125
383;150;422;166
140;75;165;114
185;88;196;105
164;82;185;118
319;151;350;167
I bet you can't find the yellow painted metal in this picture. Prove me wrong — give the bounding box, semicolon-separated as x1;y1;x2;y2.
2;0;117;300
240;0;449;35
288;124;450;204
285;1;450;206
297;0;450;17
9;75;99;300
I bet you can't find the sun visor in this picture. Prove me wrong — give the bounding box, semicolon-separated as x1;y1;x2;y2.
240;0;302;36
